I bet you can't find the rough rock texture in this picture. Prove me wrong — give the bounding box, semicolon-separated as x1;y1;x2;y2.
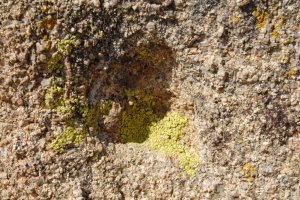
0;0;299;199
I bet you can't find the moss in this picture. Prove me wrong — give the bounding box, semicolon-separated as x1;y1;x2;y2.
47;53;63;74
48;126;86;153
254;8;267;31
57;36;78;56
120;89;198;176
272;16;284;38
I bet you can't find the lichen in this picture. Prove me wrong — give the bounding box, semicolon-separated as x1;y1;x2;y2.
47;53;63;74
272;16;284;38
48;126;86;153
40;4;50;13
287;69;297;79
38;17;56;30
46;91;113;153
146;112;199;176
44;78;64;110
242;163;255;181
120;91;157;143
254;8;267;31
95;31;104;40
230;12;240;24
43;66;113;153
57;36;78;56
120;89;199;176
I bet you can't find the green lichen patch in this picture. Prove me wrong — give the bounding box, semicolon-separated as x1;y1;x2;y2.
57;36;78;56
137;49;160;65
43;73;113;153
44;78;64;110
120;101;158;143
120;90;158;143
47;94;113;153
119;89;199;176
48;126;86;153
47;53;63;74
146;112;199;176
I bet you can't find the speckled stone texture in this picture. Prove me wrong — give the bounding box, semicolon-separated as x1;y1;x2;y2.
0;0;299;199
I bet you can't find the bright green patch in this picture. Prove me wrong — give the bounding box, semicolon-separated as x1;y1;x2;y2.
49;126;86;153
120;90;198;176
95;31;104;40
120;100;157;143
146;112;199;176
48;97;113;153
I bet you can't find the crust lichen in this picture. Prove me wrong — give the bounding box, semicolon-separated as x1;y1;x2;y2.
254;8;268;31
47;53;63;74
44;77;64;110
49;126;86;153
120;89;198;176
57;36;78;56
38;17;56;30
44;80;112;152
242;163;255;181
272;16;284;38
146;112;199;176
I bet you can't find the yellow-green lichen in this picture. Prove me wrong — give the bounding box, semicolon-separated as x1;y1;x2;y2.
57;36;78;56
272;16;284;38
46;91;113;153
40;4;50;13
254;8;268;31
47;53;63;74
242;163;255;181
120;90;199;176
44;78;64;110
120;91;157;143
287;69;297;79
48;126;86;153
145;112;198;176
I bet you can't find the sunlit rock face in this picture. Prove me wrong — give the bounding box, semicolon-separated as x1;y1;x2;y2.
0;0;299;199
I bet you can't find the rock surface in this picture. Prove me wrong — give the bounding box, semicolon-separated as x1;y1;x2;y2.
0;0;299;199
